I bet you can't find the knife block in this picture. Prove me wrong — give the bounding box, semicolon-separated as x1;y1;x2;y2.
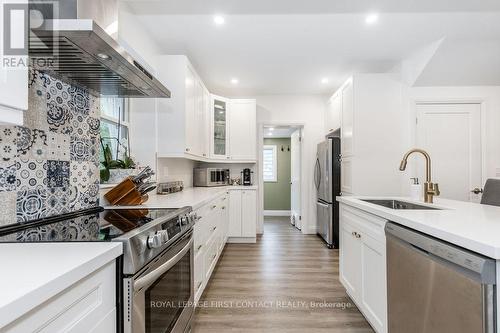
104;177;149;206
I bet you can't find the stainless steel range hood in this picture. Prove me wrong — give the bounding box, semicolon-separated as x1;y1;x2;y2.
28;0;170;98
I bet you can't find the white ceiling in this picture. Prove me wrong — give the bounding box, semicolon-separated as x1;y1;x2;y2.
127;1;500;95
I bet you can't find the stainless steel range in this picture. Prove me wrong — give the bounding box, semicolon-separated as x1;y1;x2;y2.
0;206;199;333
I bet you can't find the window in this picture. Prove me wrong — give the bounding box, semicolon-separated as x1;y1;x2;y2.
100;98;130;161
263;145;277;182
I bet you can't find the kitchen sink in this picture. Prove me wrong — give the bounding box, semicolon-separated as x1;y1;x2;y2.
361;199;442;210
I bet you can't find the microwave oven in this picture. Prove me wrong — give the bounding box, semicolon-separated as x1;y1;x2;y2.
193;168;230;187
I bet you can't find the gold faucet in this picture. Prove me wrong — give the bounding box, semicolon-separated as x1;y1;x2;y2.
399;149;440;203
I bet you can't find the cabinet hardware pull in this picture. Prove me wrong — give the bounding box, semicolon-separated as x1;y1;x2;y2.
197;245;203;251
212;226;217;231
212;205;217;209
197;282;202;290
212;253;217;260
222;206;226;210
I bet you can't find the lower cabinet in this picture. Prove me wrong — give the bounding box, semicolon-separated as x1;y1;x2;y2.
194;192;230;303
228;189;257;242
339;204;387;333
4;261;117;333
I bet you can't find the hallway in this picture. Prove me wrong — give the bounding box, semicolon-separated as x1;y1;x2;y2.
193;216;374;332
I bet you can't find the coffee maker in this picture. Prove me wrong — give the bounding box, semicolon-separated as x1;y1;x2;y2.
242;168;253;186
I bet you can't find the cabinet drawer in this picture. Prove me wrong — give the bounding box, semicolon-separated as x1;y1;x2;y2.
4;262;116;333
194;251;205;302
203;238;219;280
340;205;386;241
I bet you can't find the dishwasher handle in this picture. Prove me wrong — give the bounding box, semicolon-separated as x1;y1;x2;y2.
385;222;496;284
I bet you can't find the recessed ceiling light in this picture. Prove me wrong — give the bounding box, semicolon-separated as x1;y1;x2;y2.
214;15;225;25
96;53;111;60
231;78;239;84
365;13;379;24
321;78;329;84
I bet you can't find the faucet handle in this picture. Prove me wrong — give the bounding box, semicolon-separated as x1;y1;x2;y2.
434;183;440;196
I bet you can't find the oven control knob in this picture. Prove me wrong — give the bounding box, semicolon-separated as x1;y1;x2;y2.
180;215;189;226
147;233;163;249
158;230;169;243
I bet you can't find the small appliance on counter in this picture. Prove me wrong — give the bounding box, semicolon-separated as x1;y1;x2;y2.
157;181;184;195
194;168;230;187
241;168;254;186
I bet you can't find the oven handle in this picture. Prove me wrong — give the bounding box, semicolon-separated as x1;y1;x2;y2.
134;238;193;291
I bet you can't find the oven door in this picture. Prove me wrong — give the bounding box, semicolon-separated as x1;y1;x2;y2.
125;232;194;333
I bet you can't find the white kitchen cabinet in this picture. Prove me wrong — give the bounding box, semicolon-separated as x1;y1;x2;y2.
328;74;406;196
241;190;257;237
326;92;341;134
4;262;116;333
211;95;230;160
193;192;230;303
339;204;387;333
227;189;257;242
0;0;28;126
156;55;209;159
229;99;257;161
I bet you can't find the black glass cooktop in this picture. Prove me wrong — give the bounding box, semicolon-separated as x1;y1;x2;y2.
0;207;179;243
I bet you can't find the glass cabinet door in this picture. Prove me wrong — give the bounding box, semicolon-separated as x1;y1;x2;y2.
213;98;227;157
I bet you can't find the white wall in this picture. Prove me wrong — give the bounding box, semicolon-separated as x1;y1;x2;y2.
408;86;500;183
157;158;197;187
255;95;327;234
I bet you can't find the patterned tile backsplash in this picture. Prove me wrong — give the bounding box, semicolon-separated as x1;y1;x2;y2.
0;69;101;226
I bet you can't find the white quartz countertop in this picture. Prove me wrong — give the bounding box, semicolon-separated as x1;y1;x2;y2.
337;196;500;259
0;242;122;329
101;185;258;211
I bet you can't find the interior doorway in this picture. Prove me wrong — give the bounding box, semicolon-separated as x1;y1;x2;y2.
415;103;484;202
260;125;303;231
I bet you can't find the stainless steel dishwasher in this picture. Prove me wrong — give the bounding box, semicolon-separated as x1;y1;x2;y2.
385;222;497;333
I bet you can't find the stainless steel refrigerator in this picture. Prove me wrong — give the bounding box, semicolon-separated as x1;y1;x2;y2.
314;137;341;248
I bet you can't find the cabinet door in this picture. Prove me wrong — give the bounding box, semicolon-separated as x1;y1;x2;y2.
361;233;387;333
241;190;257;238
341;79;354;156
192;79;204;157
228;191;242;237
184;66;196;154
340;156;353;194
339;220;362;298
229;99;256;161
326;93;341;134
211;95;229;160
201;87;211;158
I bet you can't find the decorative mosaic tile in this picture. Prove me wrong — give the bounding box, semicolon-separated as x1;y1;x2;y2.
0;126;19;165
16;157;47;191
71;113;90;137
26;69;49;130
16;127;48;160
47;160;70;188
70;161;97;188
68;86;90;116
47;132;70;161
67;185;80;210
0;164;17;192
89;136;100;167
16;188;47;223
0;192;17;226
46;77;73;134
70;135;91;162
46;187;70;216
87;117;100;137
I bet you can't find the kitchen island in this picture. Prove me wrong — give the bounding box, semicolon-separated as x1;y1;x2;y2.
336;196;500;333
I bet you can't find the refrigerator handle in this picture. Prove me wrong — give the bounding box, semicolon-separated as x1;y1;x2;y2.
314;158;321;189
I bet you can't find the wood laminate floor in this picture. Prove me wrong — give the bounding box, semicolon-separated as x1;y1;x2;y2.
193;217;374;332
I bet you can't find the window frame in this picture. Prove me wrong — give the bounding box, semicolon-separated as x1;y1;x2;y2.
100;98;131;161
263;145;278;183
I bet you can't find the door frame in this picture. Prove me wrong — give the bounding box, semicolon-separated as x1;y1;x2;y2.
410;97;487;188
258;123;305;234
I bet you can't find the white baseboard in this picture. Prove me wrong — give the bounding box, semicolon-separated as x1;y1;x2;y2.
264;210;291;216
227;237;256;244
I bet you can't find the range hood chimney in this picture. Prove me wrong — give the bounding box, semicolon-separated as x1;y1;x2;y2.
29;0;171;98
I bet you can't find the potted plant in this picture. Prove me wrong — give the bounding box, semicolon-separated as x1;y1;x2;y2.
100;143;137;184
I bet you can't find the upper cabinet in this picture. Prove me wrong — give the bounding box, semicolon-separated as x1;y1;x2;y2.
229;99;257;161
211;95;230;160
151;55;257;163
155;55;210;159
328;74;406;196
210;97;257;162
